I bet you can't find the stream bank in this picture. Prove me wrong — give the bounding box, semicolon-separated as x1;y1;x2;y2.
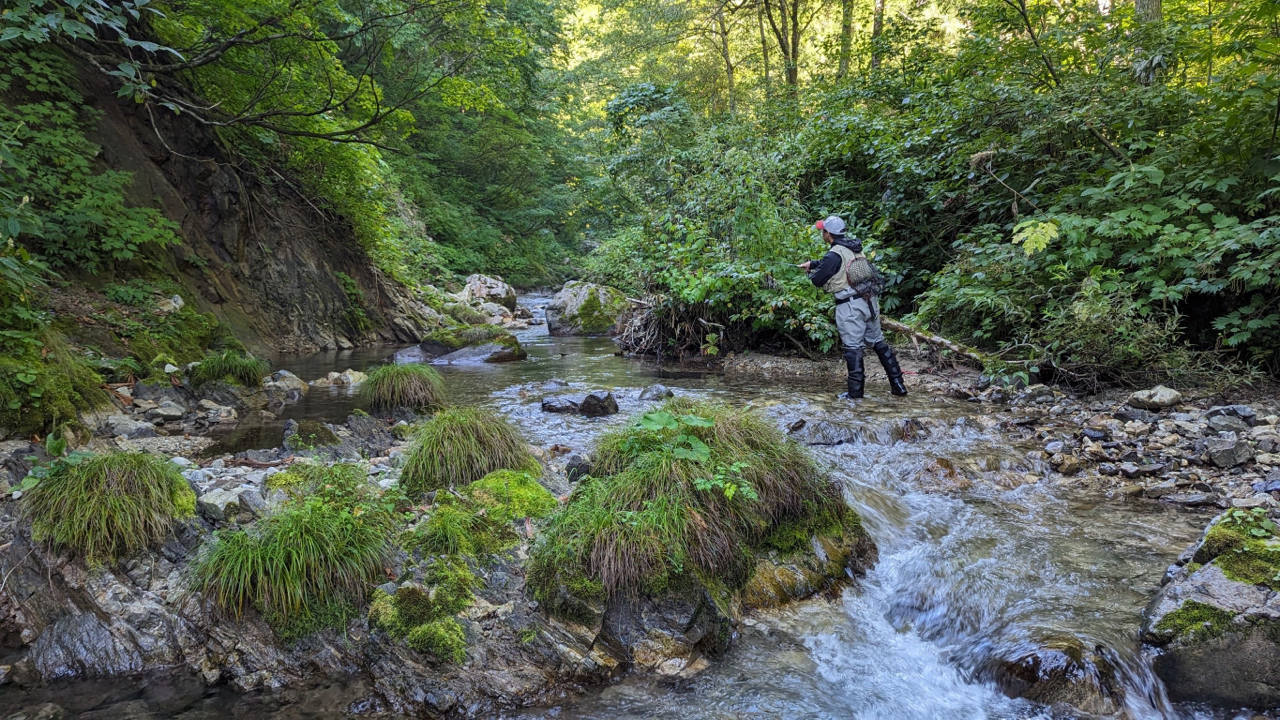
2;293;1279;719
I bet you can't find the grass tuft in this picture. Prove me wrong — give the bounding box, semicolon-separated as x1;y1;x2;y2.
360;363;447;411
190;349;270;387
528;399;853;617
191;464;391;633
400;407;534;496
23;452;195;563
444;303;491;326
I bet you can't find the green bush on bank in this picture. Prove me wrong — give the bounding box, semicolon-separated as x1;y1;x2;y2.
528;399;851;619
190;349;270;387
400;407;535;496
360;363;447;411
22;452;195;563
192;464;391;636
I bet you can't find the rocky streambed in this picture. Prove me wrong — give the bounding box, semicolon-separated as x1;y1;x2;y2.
3;287;1280;718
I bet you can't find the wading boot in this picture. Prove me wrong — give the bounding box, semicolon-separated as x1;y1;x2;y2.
873;341;907;396
843;348;865;399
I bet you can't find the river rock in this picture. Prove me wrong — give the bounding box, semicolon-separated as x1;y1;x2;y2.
263;370;308;398
197;487;251;522
145;400;187;422
1207;404;1259;427
639;384;674;401
786;419;861;446
546;281;628;337
1207;414;1251;434
566;455;592;483
461;274;518;311
1143;560;1280;707
1127;385;1182;411
987;638;1124;715
97;414;157;439
197;399;237;423
1159;492;1219;507
579;392;619;417
541;396;580;413
432;342;526;364
1205;435;1254;468
1050;454;1083;475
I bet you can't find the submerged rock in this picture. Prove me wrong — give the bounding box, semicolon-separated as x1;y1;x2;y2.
541;396;579;413
987;638;1124;715
639;384;674;401
546;281;628;337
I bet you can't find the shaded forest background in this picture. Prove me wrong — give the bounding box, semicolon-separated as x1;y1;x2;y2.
2;0;1279;429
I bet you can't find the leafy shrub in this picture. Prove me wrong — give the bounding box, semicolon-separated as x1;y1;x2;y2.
192;464;391;629
528;399;853;616
22;452;195;562
360;363;447;411
0;333;105;436
400;407;534;496
102;280;158;307
190;349;269;387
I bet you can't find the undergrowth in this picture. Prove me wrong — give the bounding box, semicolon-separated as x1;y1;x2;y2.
400;407;535;496
190;349;270;387
528;398;851;619
22;452;195;562
360;363;447;411
191;463;392;636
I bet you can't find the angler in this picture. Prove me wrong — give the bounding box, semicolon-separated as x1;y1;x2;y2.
799;215;907;399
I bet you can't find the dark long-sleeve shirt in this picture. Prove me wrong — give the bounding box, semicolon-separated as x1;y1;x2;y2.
808;236;863;288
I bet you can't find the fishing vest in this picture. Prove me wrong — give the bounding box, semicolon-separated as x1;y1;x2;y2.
821;245;879;296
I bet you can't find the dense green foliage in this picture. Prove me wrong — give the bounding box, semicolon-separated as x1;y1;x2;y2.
192;463;393;633
360;363;448;411
528;399;850;618
574;0;1280;385
22;452;195;563
400;407;535;495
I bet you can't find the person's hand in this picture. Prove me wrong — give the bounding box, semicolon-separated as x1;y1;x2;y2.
799;261;811;271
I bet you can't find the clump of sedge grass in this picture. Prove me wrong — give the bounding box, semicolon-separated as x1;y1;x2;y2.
23;452;195;563
190;349;270;386
400;407;534;496
191;464;391;631
528;399;852;617
360;363;447;411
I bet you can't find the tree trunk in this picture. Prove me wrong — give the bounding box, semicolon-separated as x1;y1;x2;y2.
880;318;990;367
715;10;736;114
1135;0;1161;22
759;9;771;96
762;0;802;90
837;0;853;78
870;0;885;70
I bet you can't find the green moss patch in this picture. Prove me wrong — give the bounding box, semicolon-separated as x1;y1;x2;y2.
0;333;107;437
360;363;446;412
528;398;856;619
400;407;535;496
464;469;558;525
367;558;475;663
22;452;194;563
1155;600;1238;644
423;324;509;351
444;303;490;326
1193;509;1280;590
192;464;391;639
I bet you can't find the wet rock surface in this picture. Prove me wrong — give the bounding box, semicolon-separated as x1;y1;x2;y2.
545;282;628;337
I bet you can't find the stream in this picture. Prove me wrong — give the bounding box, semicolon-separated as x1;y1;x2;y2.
1;295;1258;719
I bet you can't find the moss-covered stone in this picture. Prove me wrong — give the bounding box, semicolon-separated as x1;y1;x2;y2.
1155;600;1237;644
0;333;107;438
1192;511;1280;590
546;281;628;337
288;420;341;450
464;469;558;524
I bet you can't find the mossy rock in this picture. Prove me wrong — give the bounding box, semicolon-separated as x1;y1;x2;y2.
0;333;107;438
419;324;511;356
546;281;628;337
284;420;341;451
743;513;877;610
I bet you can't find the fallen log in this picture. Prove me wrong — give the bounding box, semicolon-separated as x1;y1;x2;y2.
881;317;988;367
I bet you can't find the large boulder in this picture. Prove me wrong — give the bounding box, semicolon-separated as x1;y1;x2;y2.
431;341;526;365
546;281;628;337
417;326;525;362
1126;385;1182;411
460;274;518;311
1141;512;1280;707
